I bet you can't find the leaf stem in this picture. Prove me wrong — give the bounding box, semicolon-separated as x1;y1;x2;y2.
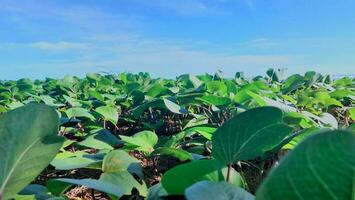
226;163;232;182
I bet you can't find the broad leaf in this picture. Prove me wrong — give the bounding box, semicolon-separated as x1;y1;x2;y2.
153;147;193;161
102;150;142;177
54;178;123;198
50;151;102;170
78;129;122;150
197;95;231;106
0;104;63;199
163;98;189;114
256;130;355;200
161;159;244;195
100;172;148;197
95;106;119;124
65;107;95;120
212;107;292;164
185;181;254;200
120;131;158;153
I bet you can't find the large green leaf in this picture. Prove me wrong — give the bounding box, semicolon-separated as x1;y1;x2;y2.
65;107;95;120
120;130;158;153
212;107;293;164
18;184;60;200
197;95;231;106
152;147;193;161
100;151;147;196
100;172;147;197
50;151;102;170
206;81;227;95
145;84;168;97
163;98;189;114
185;181;254;200
0;104;63;199
256;130;355;200
54;178;123;198
78;129;122;150
95;106;119;124
161;159;244;195
102;150;142;177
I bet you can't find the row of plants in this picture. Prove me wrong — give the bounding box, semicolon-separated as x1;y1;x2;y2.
0;69;354;199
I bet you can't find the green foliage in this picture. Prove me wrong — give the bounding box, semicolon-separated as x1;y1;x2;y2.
185;181;254;200
161;159;244;195
120;130;158;153
256;130;355;200
212;107;293;164
0;70;353;199
0;104;63;199
95;106;119;125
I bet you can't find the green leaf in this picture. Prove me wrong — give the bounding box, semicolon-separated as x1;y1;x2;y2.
95;106;119;124
65;107;95;120
100;172;148;197
46;179;72;196
206;81;227;95
349;107;355;120
163;98;189;114
146;183;168;200
78;129;122;150
256;130;355;200
189;74;203;89
319;113;338;128
18;184;55;200
50;151;102;170
145;84;168;97
282;127;320;150
185;126;216;140
212;107;293;164
102;150;142;177
161;159;244;195
197;95;231;106
54;178;123;198
153;147;193;161
246;91;298;112
185;181;254;200
0;104;63;200
120;131;158;153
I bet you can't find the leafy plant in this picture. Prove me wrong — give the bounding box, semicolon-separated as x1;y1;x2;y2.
0;70;353;199
0;104;63;199
212;107;293;165
256;130;355;200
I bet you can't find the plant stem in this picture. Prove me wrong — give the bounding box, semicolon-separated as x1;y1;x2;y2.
226;163;232;182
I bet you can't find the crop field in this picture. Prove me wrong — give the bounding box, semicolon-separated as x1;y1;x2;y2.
0;69;354;200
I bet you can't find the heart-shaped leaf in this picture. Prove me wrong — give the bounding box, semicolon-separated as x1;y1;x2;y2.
95;106;119;125
212;107;293;164
256;130;355;200
102;150;142;178
0;104;63;199
120;131;158;153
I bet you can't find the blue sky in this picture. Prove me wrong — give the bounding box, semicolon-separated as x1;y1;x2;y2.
0;0;355;79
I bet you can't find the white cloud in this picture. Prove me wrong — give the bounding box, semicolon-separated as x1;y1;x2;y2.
30;35;289;77
29;41;88;50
